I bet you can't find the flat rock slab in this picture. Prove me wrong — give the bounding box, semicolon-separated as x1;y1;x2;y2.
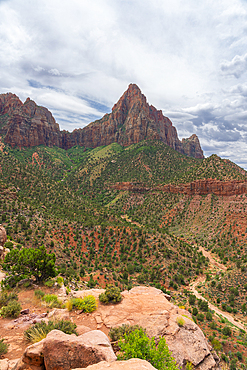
93;286;220;369
74;359;158;370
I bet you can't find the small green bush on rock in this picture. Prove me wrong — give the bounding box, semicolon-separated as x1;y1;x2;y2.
109;324;143;342
176;316;185;327
99;285;122;304
118;327;179;370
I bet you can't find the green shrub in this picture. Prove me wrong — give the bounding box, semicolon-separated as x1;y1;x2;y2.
209;321;217;329
109;324;143;342
188;295;196;305
24;319;78;343
118;328;179;370
197;299;208;312
71;295;97;313
222;326;231;337
5;241;14;249
87;275;96;288
43;294;58;304
2;246;56;287
211;338;222;351
192;307;198;316
71;298;84;310
1;300;21;318
197;313;204;322
99;285;122;304
0;338;9;356
66;299;73;311
34;290;45;299
42;294;63;308
221;353;229;363
206;312;212;321
82;295;97;313
176;316;185;327
185;362;193;370
0;291;18;308
236;351;242;360
56;276;64;287
44;280;54;288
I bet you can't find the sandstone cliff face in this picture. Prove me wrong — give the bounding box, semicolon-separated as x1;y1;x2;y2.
0;86;204;159
161;179;247;196
2;96;61;148
0;93;23;117
65;84;204;158
111;179;247;196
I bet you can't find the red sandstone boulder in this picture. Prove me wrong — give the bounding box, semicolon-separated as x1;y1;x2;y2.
13;330;116;370
43;330;116;370
74;359;158;370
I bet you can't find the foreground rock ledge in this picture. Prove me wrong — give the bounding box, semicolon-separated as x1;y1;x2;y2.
13;330;116;370
91;286;220;370
74;359;158;370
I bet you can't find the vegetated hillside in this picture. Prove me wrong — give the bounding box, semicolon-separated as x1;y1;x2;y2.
0;142;209;291
1;140;247;366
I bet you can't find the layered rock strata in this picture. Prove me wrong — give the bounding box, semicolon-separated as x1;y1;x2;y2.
0;85;204;159
111;179;247;196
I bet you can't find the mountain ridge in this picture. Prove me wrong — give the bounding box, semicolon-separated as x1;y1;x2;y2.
0;84;204;159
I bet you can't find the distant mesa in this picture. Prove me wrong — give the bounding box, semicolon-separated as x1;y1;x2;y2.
0;84;204;159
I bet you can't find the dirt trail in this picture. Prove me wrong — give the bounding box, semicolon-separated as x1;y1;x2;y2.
197;245;227;271
189;245;246;331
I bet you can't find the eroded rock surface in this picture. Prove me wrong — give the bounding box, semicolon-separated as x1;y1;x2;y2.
93;286;220;370
111;179;247;196
0;225;7;246
74;359;158;370
14;330;116;370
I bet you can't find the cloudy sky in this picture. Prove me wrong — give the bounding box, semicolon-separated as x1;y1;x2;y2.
1;0;247;168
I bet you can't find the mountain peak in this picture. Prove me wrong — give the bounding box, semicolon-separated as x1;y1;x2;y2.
112;83;146;113
0;86;204;159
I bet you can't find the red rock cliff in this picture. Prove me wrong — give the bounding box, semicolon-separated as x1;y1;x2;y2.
63;84;204;158
0;86;204;159
111;179;247;196
1;94;61;147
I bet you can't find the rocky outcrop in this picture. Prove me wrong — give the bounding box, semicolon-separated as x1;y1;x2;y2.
74;359;158;370
62;84;204;159
14;330;116;370
91;286;220;370
11;287;219;370
111;179;247;196
0;225;7;246
181;134;204;159
0;93;23;117
3;97;61;148
0;358;19;370
161;179;247;196
0;86;204;159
